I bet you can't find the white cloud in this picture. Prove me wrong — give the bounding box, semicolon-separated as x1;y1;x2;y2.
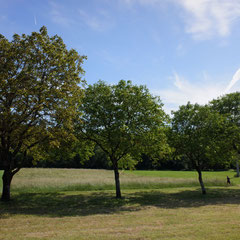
120;0;240;40
121;0;160;6
176;43;186;56
49;2;113;31
49;1;75;27
0;15;7;21
225;68;240;93
78;9;114;32
174;0;240;40
34;15;37;26
153;71;240;114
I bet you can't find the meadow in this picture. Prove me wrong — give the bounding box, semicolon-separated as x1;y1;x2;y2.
0;168;240;240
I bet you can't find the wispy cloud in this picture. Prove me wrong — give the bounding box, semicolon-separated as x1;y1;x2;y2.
176;43;186;56
78;9;114;32
225;68;240;93
0;15;7;22
153;71;239;114
49;2;113;31
120;0;240;40
49;1;74;27
173;0;240;40
121;0;160;6
34;15;37;26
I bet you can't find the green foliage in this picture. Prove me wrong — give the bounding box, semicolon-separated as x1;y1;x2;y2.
171;103;233;170
78;80;169;164
210;92;240;153
39;139;95;168
76;79;170;197
0;26;86;170
118;154;138;170
210;92;240;123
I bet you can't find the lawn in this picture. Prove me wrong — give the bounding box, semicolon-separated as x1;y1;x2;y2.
0;168;240;240
1;168;239;193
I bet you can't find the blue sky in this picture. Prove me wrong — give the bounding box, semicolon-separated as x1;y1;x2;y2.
1;0;240;113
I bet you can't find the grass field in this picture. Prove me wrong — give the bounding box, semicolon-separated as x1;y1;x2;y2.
1;168;240;240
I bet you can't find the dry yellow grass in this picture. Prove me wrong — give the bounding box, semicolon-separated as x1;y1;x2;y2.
8;168;227;193
1;188;240;240
11;168;115;189
1;169;240;239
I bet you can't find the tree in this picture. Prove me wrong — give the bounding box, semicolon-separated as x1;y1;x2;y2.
170;103;232;194
38;138;94;168
0;27;86;201
76;80;169;198
210;92;240;177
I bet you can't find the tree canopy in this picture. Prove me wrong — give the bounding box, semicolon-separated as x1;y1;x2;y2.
2;27;240;202
210;92;240;151
76;80;169;198
170;103;232;194
210;92;240;176
0;26;86;201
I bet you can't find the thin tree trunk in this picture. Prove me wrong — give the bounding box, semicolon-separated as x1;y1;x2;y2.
233;144;240;177
196;168;206;195
113;160;121;199
236;160;240;177
1;169;14;201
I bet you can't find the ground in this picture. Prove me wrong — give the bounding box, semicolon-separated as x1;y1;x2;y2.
0;169;240;240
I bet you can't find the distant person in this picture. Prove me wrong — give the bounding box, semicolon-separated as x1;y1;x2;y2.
227;176;231;185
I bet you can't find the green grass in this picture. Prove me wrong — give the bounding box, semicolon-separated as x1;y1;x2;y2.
1;168;240;239
1;168;238;194
1;187;240;239
127;169;237;178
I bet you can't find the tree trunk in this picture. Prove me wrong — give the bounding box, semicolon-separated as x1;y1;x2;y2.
236;160;240;177
113;160;121;199
233;144;240;177
1;169;14;201
196;168;206;195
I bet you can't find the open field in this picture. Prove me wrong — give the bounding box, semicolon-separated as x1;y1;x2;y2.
1;168;240;193
1;168;240;240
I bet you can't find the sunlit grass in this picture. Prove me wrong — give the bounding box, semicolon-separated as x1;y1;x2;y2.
127;169;237;178
1;168;238;193
1;187;240;239
1;168;240;239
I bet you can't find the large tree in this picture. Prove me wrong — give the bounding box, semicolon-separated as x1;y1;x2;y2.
210;92;240;176
77;80;169;198
0;27;86;201
170;103;232;194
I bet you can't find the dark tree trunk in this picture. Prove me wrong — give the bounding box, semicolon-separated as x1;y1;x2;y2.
1;169;14;201
233;145;240;177
196;168;206;195
236;160;240;177
112;159;121;199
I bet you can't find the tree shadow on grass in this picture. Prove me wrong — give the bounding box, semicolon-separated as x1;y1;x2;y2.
0;187;240;218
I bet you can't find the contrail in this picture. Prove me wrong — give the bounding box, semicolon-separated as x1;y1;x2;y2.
34;15;37;25
225;68;240;93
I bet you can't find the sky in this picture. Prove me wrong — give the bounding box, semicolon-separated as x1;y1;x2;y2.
1;0;240;113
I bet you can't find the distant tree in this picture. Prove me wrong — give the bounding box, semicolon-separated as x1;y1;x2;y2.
210;92;240;177
0;27;86;201
76;80;169;198
171;103;232;194
135;154;156;170
40;138;94;168
84;145;110;169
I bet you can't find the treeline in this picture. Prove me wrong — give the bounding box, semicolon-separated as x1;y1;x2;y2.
36;146;233;171
1;27;240;201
